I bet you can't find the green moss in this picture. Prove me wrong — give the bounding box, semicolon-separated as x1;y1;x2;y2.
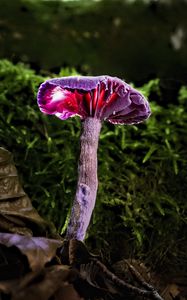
0;59;186;266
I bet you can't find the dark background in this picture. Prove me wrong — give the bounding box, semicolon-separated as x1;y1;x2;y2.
0;0;187;87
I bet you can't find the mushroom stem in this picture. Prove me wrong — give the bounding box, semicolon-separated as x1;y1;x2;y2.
66;117;102;241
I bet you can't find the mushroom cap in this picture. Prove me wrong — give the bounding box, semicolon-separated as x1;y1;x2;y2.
37;75;151;125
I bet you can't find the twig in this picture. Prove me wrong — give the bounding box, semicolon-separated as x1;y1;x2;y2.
91;258;164;300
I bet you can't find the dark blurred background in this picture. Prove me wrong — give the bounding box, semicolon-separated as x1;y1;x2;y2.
0;0;187;87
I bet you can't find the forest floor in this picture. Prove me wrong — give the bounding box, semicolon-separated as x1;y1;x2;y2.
0;147;186;300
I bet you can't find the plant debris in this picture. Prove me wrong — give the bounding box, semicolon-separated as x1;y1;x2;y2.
0;147;167;299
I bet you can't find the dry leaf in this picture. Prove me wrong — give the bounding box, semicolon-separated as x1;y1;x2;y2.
12;265;81;300
0;147;56;237
0;265;83;300
0;233;63;271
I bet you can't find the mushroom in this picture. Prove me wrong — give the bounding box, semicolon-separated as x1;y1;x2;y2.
37;75;151;241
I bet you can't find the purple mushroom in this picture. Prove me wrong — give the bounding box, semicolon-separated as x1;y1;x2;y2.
37;75;151;241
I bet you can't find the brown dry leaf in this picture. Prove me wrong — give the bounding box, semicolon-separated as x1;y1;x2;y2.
0;265;83;300
12;265;81;300
0;233;63;271
0;243;30;281
113;259;151;284
69;239;93;265
0;147;56;237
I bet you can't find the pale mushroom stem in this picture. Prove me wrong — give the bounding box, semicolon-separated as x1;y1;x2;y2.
66;117;102;241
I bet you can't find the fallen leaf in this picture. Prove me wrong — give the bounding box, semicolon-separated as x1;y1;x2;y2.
0;233;63;271
0;243;29;280
0;265;83;300
0;147;56;237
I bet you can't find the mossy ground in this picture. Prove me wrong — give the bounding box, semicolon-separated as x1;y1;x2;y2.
0;60;186;279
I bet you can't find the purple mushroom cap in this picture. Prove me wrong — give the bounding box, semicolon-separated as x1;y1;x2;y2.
37;75;151;125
